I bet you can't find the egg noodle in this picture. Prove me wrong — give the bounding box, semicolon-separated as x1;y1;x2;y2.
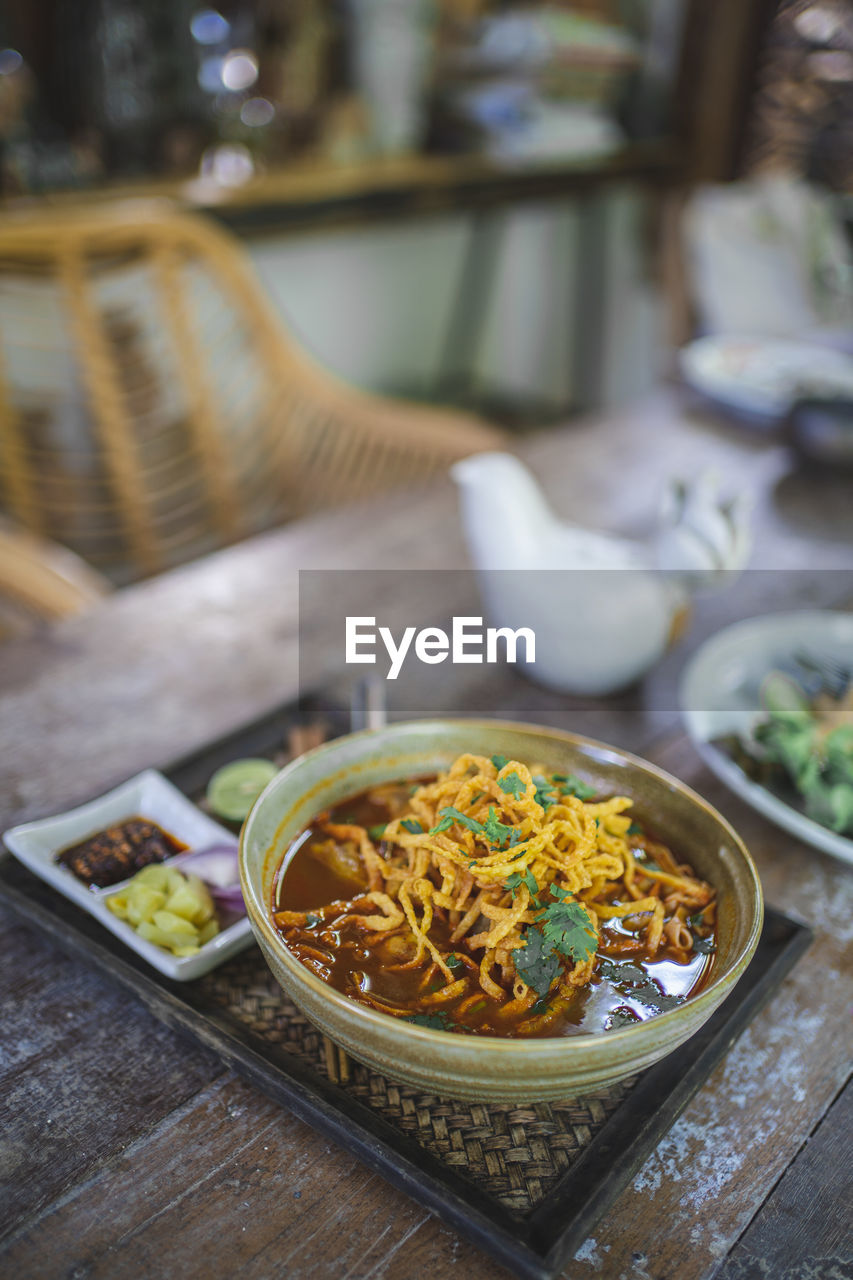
274;753;716;1030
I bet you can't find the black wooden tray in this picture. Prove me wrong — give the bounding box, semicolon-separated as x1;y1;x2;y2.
0;697;813;1280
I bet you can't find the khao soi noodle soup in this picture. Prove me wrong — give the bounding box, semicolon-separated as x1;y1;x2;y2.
271;753;717;1037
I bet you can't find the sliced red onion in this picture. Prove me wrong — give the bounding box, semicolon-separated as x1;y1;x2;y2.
210;883;246;913
177;842;241;893
172;842;246;916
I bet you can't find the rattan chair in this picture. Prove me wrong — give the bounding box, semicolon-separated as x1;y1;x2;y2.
0;201;502;581
0;519;110;638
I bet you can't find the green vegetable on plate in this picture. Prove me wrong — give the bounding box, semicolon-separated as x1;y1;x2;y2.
107;864;219;955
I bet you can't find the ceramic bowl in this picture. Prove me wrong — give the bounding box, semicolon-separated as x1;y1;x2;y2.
786;396;853;468
239;719;763;1102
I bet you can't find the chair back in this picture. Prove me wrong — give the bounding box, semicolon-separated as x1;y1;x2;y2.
0;201;500;580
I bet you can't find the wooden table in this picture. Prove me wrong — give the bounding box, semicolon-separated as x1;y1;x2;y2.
1;391;851;1279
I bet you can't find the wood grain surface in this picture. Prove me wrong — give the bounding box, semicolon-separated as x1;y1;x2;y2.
714;1081;853;1280
1;389;851;1279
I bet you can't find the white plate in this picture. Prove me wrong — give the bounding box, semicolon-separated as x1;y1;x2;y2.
679;335;853;424
2;770;254;979
680;611;853;868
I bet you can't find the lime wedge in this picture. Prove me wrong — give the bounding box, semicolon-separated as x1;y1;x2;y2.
206;758;278;821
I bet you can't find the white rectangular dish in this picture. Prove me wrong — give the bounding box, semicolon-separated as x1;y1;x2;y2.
2;769;254;980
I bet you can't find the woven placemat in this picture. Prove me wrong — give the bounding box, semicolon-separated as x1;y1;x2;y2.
196;948;637;1215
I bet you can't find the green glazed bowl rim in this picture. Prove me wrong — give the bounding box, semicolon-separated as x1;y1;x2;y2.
239;718;764;1059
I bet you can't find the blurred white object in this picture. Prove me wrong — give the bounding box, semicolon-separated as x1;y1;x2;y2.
489;100;623;165
198;142;254;187
450;7;638;75
680;335;853;427
446;5;635;164
452;453;751;695
470;12;551;70
652;471;752;583
220;49;259;92
348;0;435;154
683;177;853;343
452;82;622;164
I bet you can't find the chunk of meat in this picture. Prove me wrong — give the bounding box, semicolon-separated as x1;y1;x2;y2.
310;838;367;889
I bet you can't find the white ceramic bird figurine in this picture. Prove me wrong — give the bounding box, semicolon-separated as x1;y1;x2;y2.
451;452;751;695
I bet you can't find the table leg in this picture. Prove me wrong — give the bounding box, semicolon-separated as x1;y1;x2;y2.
436;208;507;405
569;191;610;413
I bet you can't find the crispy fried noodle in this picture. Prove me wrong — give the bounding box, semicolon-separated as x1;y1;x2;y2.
274;754;716;1034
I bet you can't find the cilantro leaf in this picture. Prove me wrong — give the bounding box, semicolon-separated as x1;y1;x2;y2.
482;805;516;847
627;822;644;836
691;935;716;955
305;912;322;927
507;829;523;848
499;771;527;799
687;910;705;930
505;871;524;895
505;867;539;904
368;823;387;840
405;1011;454;1031
521;867;540;903
605;1006;642;1031
527;996;551;1017
639;989;683;1013
435;805;485;835
430;804;518;848
597;957;643;984
596;957;684;1013
537;898;597;965
491;754;509;771
552;773;597;801
446;953;464;971
532;775;558;809
513;890;596;994
513;929;562;998
401;818;423;835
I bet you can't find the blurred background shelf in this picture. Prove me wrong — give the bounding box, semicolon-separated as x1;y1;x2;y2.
3;0;824;430
1;139;683;236
0;0;851;566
